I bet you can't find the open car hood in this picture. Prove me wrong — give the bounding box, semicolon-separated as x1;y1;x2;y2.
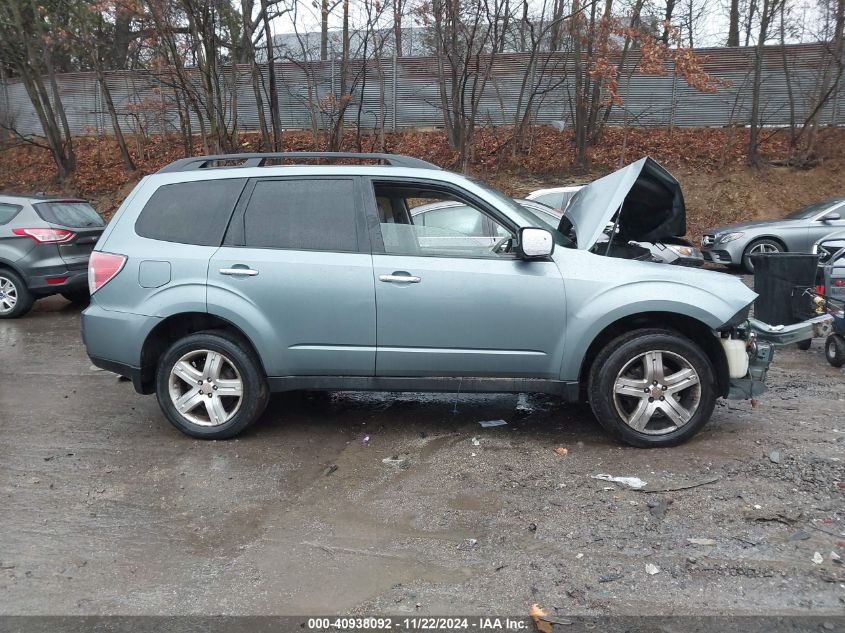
562;157;686;250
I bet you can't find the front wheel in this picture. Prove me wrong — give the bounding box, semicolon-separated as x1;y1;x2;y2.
826;334;845;368
588;329;717;448
742;238;783;273
155;331;269;439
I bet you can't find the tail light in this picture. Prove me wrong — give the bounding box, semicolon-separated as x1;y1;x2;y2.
817;285;826;294
88;251;127;294
12;227;75;243
835;279;845;287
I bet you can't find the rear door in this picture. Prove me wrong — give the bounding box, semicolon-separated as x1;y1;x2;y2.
208;176;376;377
33;200;105;272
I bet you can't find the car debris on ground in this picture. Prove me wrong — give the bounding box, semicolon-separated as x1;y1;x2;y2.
592;474;648;489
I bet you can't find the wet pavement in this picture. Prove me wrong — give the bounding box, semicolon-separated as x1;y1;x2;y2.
0;295;843;616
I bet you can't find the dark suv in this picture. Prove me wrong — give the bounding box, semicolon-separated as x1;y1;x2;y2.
0;193;105;318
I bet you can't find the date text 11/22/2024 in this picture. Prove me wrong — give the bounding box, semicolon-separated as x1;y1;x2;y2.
306;617;529;630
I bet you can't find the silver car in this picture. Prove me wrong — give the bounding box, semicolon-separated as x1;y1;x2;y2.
81;153;829;447
702;198;845;272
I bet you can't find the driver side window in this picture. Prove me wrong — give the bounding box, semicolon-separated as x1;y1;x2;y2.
372;182;513;258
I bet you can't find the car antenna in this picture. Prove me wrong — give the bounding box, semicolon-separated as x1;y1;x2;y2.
605;202;624;258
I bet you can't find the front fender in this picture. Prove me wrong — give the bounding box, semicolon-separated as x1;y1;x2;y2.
559;279;752;381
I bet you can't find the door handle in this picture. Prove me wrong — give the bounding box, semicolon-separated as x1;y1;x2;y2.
379;273;421;283
219;267;259;276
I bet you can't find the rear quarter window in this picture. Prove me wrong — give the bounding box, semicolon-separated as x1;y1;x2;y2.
135;179;246;246
0;203;21;225
35;201;104;227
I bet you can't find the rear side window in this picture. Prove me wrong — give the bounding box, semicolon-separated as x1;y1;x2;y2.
35;201;104;227
241;178;359;251
135;179;246;246
0;203;21;225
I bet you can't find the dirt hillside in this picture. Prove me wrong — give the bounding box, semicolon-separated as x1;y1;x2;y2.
1;126;842;241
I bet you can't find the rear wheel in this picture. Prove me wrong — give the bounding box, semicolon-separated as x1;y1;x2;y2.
155;331;269;439
742;238;783;273
0;270;34;319
588;329;717;448
826;334;845;368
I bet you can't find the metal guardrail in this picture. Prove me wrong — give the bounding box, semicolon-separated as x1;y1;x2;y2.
1;43;842;138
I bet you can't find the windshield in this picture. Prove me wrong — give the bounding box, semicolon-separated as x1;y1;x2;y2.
468;178;576;248
34;201;105;228
515;200;578;246
785;199;843;220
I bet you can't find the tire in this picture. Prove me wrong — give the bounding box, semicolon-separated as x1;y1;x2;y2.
588;328;717;448
796;338;812;351
0;269;34;319
61;289;90;305
826;334;845;368
155;330;269;439
742;238;784;274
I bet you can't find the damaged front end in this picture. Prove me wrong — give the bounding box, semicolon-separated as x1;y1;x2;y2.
721;313;833;400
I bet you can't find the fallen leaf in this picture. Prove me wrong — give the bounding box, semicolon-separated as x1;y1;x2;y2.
529;603;553;633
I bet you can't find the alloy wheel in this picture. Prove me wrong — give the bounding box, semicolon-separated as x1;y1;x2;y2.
0;276;18;315
749;242;780;255
612;350;701;435
168;349;243;427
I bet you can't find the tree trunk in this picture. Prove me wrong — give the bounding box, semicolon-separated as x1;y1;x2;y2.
393;0;403;56
661;0;676;43
747;0;772;165
96;67;135;170
727;0;740;46
242;0;270;150
571;0;588;169
261;0;283;150
321;0;330;60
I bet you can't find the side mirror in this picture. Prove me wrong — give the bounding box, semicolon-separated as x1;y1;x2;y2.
822;212;841;222
518;227;554;259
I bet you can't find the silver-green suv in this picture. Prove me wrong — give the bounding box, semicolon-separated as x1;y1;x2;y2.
81;153;830;446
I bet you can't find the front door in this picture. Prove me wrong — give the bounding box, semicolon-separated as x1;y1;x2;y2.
367;178;567;379
208;176;376;377
806;202;845;251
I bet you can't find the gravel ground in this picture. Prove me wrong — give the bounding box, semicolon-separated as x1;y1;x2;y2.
0;293;843;619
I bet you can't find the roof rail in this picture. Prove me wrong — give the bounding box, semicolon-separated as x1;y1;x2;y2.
157;152;441;173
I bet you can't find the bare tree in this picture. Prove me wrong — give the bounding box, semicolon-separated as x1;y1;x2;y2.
422;0;509;171
0;0;76;177
747;0;784;165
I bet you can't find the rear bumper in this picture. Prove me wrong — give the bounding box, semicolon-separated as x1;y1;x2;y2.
27;268;88;294
17;242;90;294
81;303;160;394
89;355;145;392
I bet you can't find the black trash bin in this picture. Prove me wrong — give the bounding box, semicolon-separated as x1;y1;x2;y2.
750;253;818;325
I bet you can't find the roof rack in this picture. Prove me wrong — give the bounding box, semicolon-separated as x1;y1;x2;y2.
157;152;441;173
